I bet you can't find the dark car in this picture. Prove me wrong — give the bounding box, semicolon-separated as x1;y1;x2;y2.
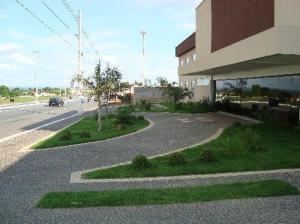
49;97;64;107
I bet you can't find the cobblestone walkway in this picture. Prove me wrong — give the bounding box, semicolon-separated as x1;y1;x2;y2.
0;112;299;224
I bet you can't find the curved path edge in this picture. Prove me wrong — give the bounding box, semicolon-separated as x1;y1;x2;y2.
70;128;225;184
25;118;154;152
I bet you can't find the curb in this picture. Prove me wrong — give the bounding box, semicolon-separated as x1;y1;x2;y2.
70;128;225;184
217;111;261;124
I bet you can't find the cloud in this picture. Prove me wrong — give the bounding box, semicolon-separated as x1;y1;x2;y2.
0;63;18;71
0;43;23;52
0;8;8;19
7;53;34;65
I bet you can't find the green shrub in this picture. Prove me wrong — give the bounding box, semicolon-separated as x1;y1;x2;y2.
132;155;149;169
60;131;72;141
168;152;186;165
116;124;124;131
174;102;183;110
140;100;151;111
80;131;91;138
199;149;216;163
114;106;136;125
249;132;264;152
293;125;300;134
137;115;145;120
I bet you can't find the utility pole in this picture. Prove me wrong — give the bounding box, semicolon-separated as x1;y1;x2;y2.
140;31;146;86
64;71;67;101
77;10;82;96
33;50;39;103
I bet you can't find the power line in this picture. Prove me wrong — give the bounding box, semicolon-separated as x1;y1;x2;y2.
14;0;75;48
60;0;78;22
41;0;71;30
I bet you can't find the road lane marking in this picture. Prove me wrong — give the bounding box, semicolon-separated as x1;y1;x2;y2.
0;113;80;144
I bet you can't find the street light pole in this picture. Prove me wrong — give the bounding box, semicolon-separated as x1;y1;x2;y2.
33;50;39;103
140;30;146;86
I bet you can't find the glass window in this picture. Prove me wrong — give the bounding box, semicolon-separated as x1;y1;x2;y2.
197;78;210;86
180;60;184;66
186;57;190;64
216;75;300;105
193;53;196;61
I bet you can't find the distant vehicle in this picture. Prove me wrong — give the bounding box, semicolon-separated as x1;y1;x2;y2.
49;97;64;107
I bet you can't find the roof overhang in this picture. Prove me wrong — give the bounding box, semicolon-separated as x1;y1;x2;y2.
183;54;300;76
175;32;196;57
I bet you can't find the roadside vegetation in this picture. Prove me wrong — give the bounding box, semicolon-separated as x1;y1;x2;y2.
85;123;300;179
37;180;299;208
33;106;149;149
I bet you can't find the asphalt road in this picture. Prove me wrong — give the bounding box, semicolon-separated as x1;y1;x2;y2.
0;99;98;140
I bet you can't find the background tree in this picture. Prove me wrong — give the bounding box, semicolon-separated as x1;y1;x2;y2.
162;83;193;103
102;65;122;118
156;77;169;87
0;85;10;98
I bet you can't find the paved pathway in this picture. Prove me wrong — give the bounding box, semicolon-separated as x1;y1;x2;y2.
0;112;299;224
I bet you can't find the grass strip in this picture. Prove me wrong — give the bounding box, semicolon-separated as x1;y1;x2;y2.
33;116;149;149
84;123;300;179
37;180;298;208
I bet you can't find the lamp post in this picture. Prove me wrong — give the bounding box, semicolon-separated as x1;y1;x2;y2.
140;30;146;86
33;50;39;103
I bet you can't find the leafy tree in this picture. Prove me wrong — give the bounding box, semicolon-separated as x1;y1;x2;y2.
162;84;193;103
83;62;123;132
0;85;10;98
156;77;169;87
10;88;22;97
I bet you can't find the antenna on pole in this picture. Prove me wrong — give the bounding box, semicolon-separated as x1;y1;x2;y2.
140;30;146;86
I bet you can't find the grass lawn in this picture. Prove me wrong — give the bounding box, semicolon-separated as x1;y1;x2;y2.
85;123;300;179
36;180;299;208
0;96;49;105
33;116;149;149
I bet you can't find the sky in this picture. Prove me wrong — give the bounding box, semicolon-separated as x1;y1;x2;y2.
0;0;201;88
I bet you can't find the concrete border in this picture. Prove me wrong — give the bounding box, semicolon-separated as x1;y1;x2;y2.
71;168;300;184
70;128;225;184
217;111;261;124
20;117;85;152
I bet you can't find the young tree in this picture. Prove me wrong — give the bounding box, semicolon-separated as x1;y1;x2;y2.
156;77;169;87
102;65;122;118
83;62;123;132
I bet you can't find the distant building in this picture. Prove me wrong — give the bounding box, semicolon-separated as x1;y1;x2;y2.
176;0;300;105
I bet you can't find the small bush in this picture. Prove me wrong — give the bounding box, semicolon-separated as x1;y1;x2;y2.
80;131;91;138
293;125;300;134
199;149;216;163
60;131;72;141
249;132;264;152
137;115;145;120
168;152;186;165
140;100;151;111
114;106;136;125
116;124;124;131
132;155;149;169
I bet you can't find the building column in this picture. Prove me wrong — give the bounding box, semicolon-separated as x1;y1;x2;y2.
209;76;216;102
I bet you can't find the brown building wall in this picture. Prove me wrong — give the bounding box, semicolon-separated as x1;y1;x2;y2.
211;0;275;52
175;32;196;57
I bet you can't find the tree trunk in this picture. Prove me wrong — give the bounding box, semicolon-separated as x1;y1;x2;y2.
105;95;109;119
97;98;102;132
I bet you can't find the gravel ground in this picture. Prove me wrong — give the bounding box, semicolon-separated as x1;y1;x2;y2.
0;112;299;224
